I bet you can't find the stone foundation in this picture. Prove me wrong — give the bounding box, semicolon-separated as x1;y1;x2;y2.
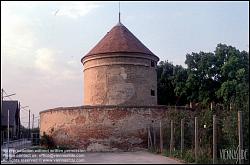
40;105;193;151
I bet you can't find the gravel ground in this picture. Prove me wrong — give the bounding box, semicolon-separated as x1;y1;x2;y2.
2;150;183;164
80;151;183;164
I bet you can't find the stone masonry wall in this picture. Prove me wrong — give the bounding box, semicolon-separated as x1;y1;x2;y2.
83;53;158;106
40;106;193;151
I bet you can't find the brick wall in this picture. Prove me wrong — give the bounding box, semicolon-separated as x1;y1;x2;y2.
40;105;193;151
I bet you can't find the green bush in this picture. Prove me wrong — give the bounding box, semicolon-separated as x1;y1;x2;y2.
40;132;56;149
182;149;195;163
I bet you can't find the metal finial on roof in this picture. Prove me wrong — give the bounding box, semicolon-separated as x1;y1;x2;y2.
119;1;121;23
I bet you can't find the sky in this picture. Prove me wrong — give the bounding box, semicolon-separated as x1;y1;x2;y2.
1;1;249;128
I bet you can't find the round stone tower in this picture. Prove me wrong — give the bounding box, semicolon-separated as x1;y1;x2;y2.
81;22;159;106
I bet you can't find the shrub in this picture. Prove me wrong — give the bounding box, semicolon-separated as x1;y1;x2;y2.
40;132;56;149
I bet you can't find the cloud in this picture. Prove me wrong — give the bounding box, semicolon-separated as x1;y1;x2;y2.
53;2;100;19
34;48;80;82
1;4;36;66
67;59;78;67
34;48;56;72
1;3;80;80
1;1;92;128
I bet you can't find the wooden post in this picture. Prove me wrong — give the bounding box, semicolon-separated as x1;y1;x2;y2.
148;126;150;149
153;123;156;151
159;121;163;153
195;117;198;163
181;119;184;157
148;126;153;149
238;111;243;164
170;120;174;155
213;115;217;164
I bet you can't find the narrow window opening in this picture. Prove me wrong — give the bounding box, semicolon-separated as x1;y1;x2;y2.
151;60;155;67
151;89;155;96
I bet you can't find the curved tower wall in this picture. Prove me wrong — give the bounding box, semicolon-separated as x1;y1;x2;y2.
82;53;158;106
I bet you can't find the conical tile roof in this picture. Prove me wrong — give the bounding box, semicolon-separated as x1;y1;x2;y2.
82;22;158;61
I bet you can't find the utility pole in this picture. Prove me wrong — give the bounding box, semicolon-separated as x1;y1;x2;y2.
32;114;34;130
1;88;3;113
20;105;29;140
38;119;40;129
1;88;3;145
28;109;30;140
32;114;34;141
18;102;20;139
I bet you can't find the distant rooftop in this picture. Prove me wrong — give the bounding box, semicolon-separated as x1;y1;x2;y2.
1;100;20;127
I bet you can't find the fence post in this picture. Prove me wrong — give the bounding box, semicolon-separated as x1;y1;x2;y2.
159;121;163;153
195;117;198;163
148;125;153;149
170;120;174;155
160;121;163;153
181;119;184;157
148;126;150;149
153;123;156;151
213;115;217;164
238;111;243;164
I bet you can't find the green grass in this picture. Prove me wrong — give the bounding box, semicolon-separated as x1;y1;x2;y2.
158;148;246;164
153;149;215;164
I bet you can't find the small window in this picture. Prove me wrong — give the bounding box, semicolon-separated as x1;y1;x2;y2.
151;89;155;96
151;60;155;67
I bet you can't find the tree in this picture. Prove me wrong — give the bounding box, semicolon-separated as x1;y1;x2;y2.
215;44;249;107
156;43;249;162
157;43;249;109
185;51;219;105
157;61;175;105
172;65;188;105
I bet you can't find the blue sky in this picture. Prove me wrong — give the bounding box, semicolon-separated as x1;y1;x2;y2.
1;1;249;127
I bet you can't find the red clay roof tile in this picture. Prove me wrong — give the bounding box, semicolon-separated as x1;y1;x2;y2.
83;22;157;60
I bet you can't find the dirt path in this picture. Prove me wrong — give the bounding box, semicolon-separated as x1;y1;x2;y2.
2;150;183;164
81;151;183;164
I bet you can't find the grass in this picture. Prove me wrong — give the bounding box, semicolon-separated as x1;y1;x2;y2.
156;148;245;164
151;148;215;164
162;149;194;163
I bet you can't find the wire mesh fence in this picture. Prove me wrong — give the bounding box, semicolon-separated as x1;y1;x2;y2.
147;109;249;164
1;131;40;162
